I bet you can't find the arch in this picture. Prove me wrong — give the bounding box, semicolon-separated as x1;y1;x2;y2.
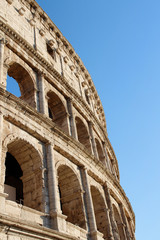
90;186;110;239
7;62;36;108
3;135;43;212
75;116;91;153
57;164;86;229
95;138;105;163
113;204;125;240
47;91;69;134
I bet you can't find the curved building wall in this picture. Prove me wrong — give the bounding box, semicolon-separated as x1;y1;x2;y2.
0;0;135;239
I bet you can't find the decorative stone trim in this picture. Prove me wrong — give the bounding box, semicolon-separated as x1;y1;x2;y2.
29;19;36;26
18;7;25;16
39;29;45;36
6;0;13;4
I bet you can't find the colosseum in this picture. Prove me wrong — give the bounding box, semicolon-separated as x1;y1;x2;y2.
0;0;135;239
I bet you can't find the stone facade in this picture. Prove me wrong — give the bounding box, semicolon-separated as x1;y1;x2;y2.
0;0;135;239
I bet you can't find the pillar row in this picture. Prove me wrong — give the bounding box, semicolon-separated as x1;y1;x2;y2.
46;143;67;231
0;35;5;88
37;72;48;115
88;121;99;159
103;182;120;240
66;97;78;139
0;111;4;192
119;204;132;240
80;167;99;239
103;142;112;171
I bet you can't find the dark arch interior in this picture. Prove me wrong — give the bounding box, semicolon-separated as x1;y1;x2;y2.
5;152;23;204
58;165;86;229
75;117;91;153
47;91;69;134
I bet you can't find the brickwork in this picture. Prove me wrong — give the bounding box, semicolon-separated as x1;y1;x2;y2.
0;0;135;239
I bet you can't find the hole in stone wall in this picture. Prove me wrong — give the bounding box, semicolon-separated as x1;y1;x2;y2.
4;139;43;212
5;152;23;204
91;186;109;240
75;117;91;153
58;165;86;229
7;63;36;108
47;91;69;134
6;75;21;97
113;205;125;240
95;138;104;163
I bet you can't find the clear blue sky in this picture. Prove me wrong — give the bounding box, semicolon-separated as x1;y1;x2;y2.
10;1;160;239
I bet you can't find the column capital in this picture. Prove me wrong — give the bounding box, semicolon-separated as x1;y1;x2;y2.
88;120;94;127
3;63;10;70
37;70;46;78
66;96;73;102
0;38;6;44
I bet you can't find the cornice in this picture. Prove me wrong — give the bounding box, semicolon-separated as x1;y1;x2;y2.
0;213;77;240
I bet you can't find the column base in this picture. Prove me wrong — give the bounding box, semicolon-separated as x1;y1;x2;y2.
0;191;8;212
90;230;104;240
50;211;67;232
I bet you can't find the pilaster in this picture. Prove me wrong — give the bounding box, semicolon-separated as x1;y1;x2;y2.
0;111;4;193
0;34;6;89
102;186;114;240
66;97;78;139
46;143;67;231
0;111;7;212
103;182;120;240
88;121;99;158
103;142;112;171
119;204;132;240
37;71;48;115
80;167;104;240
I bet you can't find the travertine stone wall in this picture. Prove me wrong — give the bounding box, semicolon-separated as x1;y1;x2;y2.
0;0;135;239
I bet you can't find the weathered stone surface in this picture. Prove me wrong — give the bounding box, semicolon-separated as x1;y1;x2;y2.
0;0;135;239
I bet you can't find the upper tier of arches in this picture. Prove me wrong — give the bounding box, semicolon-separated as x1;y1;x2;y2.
0;0;107;129
5;58;119;180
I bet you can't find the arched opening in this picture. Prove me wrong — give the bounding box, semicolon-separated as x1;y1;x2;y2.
75;117;91;153
5;152;23;203
95;138;104;163
7;63;36;108
6;76;21;97
57;165;86;229
113;205;125;240
47;91;69;134
4;139;43;211
126;215;133;238
90;186;109;239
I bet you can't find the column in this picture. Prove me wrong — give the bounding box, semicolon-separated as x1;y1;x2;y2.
46;143;67;231
119;204;132;240
103;142;112;171
102;187;114;240
66;97;78;139
80;167;102;240
0;111;8;212
37;71;48;115
0;111;4;192
0;36;5;88
88;121;99;158
103;182;120;240
128;219;136;240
